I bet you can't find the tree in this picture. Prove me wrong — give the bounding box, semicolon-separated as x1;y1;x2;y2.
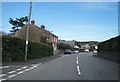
58;43;73;50
0;31;7;35
9;16;28;34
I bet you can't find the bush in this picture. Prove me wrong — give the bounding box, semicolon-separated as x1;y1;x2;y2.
58;43;73;50
2;36;53;62
28;42;53;59
97;35;119;63
98;35;119;52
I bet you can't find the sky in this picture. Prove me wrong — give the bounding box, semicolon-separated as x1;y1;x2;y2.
1;2;118;41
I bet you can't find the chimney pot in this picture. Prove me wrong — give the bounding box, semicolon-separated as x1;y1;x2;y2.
31;20;35;25
41;24;45;29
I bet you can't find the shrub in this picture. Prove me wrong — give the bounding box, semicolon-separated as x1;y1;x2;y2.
97;35;119;63
98;35;119;52
2;36;53;62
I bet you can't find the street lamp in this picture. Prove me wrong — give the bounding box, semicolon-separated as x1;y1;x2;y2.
25;0;32;61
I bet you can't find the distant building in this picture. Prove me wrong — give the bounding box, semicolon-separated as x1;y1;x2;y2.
75;41;99;51
14;20;58;54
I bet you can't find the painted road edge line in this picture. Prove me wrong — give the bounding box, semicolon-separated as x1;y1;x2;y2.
8;71;16;74
24;68;31;72
7;74;17;78
22;66;27;69
0;78;6;81
17;71;24;75
0;74;7;78
0;66;9;69
16;68;22;71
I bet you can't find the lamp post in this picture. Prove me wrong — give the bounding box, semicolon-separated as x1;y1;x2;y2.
25;0;32;61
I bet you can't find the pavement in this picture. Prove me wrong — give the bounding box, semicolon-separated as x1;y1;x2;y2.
2;55;61;66
0;52;118;81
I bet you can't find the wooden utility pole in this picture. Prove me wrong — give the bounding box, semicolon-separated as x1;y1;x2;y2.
25;0;32;61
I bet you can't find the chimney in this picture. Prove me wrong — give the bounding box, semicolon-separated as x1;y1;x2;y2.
41;24;45;30
31;20;35;25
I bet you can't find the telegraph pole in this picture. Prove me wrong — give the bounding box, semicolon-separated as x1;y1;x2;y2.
25;0;32;61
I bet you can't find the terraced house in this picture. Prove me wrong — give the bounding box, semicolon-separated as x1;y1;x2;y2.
14;20;59;54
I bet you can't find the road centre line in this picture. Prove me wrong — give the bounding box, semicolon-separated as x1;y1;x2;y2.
77;65;81;75
77;55;79;58
76;57;78;60
77;60;79;64
76;55;81;75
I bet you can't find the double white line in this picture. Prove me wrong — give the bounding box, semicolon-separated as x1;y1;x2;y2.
0;65;39;80
0;66;9;69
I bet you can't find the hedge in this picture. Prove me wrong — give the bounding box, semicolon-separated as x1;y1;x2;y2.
2;36;53;62
97;35;119;63
98;35;119;52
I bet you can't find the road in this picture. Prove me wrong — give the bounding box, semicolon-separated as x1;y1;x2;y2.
1;52;118;80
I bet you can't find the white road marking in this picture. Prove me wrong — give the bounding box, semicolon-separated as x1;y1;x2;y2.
31;63;42;66
22;66;27;69
77;60;79;64
76;55;81;75
7;74;17;78
17;71;24;75
77;65;81;75
16;68;22;71
76;58;78;60
2;65;39;79
33;65;38;68
24;68;31;72
29;65;37;70
29;67;34;70
0;79;6;81
0;74;7;77
0;66;9;69
8;71;16;74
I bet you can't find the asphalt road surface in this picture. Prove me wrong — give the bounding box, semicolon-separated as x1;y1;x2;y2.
1;52;118;80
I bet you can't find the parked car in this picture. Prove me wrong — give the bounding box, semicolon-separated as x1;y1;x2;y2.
64;49;72;54
93;50;97;54
73;50;79;54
